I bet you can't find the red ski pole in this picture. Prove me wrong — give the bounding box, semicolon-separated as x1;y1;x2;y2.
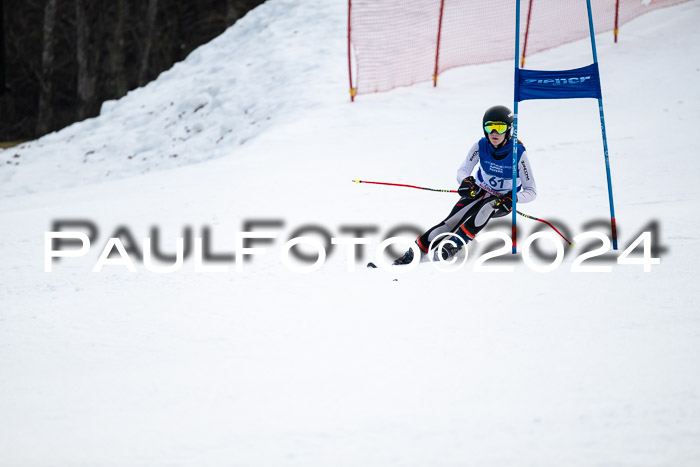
353;179;457;193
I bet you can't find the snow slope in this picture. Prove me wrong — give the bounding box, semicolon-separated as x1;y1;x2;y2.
1;0;700;466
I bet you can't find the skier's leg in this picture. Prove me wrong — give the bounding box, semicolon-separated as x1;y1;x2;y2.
459;196;502;238
437;195;499;259
417;194;488;251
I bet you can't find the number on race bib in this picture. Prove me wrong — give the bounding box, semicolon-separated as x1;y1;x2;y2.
488;176;505;189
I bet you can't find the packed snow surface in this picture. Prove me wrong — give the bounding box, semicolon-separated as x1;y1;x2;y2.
1;0;699;466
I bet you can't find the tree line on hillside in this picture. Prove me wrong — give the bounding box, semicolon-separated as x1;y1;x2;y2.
0;0;265;141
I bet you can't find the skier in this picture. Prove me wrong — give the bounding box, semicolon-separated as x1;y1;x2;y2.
393;105;537;265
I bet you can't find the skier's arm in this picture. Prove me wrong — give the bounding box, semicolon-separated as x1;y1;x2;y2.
456;143;480;184
517;151;537;203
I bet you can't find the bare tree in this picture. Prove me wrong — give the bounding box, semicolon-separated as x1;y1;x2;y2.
75;0;96;120
138;0;159;86
107;0;128;99
226;0;241;26
0;0;6;95
36;0;57;135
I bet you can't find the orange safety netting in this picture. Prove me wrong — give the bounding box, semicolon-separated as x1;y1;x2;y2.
348;0;688;99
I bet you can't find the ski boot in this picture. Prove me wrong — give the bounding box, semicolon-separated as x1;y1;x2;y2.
392;247;415;265
439;242;461;261
435;233;470;261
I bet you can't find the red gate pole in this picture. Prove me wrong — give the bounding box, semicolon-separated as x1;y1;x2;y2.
433;0;446;87
521;0;533;68
614;0;620;43
347;0;355;101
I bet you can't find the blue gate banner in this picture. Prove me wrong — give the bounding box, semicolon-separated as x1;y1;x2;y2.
515;63;602;102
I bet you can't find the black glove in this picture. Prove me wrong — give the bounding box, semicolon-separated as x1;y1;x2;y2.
494;195;513;214
458;176;480;198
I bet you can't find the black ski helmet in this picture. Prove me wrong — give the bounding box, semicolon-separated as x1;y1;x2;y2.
482;105;514;140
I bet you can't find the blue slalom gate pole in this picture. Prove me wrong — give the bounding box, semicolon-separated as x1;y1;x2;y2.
511;0;522;254
586;0;618;249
